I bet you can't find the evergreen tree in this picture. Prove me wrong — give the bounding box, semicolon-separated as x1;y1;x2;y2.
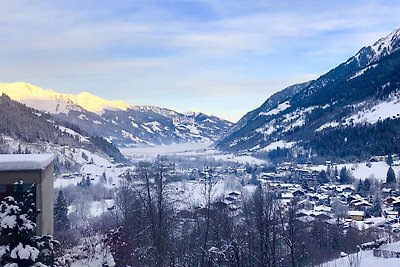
0;196;58;266
363;179;371;196
86;176;92;187
326;165;332;177
333;166;339;178
317;170;328;184
101;172;107;183
368;196;383;217
356;179;363;195
17;143;22;154
339;167;351;184
386;166;396;185
54;191;70;232
386;154;394;166
77;175;92;187
81;152;88;161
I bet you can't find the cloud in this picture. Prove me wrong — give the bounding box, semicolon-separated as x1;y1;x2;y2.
1;0;400;121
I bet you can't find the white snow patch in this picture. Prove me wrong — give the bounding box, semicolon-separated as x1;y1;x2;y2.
316;121;340;132
58;126;89;142
345;97;400;125
323;242;400;267
259;101;290;116
260;140;296;152
348;64;378;80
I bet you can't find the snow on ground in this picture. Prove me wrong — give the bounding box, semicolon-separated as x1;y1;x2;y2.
68;199;114;218
353;216;387;230
344;161;400;181
58;126;89;142
89;199;114;217
170;178;256;209
209;154;266;165
121;142;266;165
316;121;340;132
344;97;400;125
259;101;290;116
316;96;400;132
259;140;296;152
54;147;128;188
121;141;212;158
322;243;400;267
309;161;400;181
347;64;378;80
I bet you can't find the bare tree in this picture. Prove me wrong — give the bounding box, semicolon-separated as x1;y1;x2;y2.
279;200;306;267
200;166;218;267
250;184;280;267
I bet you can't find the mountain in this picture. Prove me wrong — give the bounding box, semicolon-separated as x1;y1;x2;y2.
217;28;400;162
0;94;125;168
0;82;232;147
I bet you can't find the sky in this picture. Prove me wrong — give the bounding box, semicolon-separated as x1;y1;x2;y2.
1;0;400;122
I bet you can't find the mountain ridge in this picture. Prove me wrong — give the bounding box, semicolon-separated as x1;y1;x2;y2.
216;28;400;162
0;82;233;147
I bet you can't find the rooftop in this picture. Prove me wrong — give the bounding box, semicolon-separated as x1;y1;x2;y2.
0;154;55;172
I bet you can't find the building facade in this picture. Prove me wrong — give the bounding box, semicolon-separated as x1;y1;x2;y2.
0;154;55;236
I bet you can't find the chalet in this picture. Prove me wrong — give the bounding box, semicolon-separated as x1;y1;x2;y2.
385;196;400;206
348;210;365;221
352;200;372;211
0;154;55;236
228;191;241;198
298;199;315;210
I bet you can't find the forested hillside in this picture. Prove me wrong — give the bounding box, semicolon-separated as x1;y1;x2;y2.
0;94;125;163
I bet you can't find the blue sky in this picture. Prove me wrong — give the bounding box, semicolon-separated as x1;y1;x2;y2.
1;0;400;121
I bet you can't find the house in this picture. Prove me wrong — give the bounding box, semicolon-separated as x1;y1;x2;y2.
352;199;372;211
228;191;241;198
0;154;55;236
385;196;400;206
348;211;365;221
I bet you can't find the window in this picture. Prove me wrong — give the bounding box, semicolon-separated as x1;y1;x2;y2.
14;183;35;193
0;185;6;193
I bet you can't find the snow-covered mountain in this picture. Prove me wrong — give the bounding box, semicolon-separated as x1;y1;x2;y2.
0;82;232;147
0;82;131;114
217;28;400;161
0;94;125;169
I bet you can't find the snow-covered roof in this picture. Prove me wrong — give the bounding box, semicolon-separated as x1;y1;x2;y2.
348;210;364;216
0;154;55;171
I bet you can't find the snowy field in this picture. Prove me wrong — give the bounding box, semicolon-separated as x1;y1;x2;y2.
310;161;400;181
322;241;400;267
54;147;129;188
121;141;266;165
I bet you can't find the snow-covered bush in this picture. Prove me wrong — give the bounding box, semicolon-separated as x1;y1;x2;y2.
0;195;58;266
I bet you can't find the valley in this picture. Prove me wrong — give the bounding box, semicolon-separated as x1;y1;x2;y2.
2;9;400;266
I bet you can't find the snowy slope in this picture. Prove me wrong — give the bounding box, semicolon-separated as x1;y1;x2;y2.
216;28;400;158
0;82;233;147
323;242;400;267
